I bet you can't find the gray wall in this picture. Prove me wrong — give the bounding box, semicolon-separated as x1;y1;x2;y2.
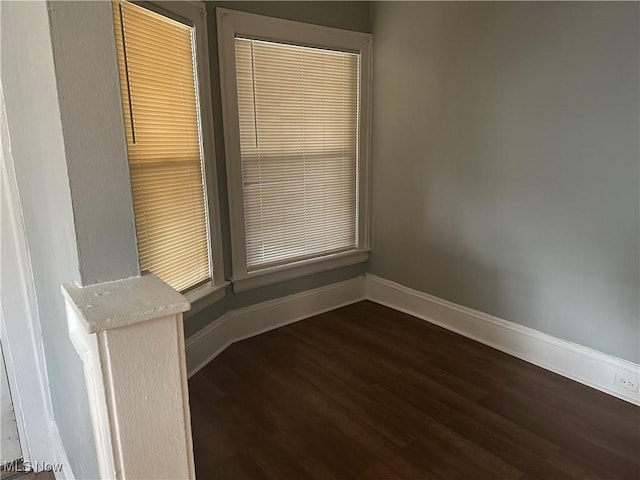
48;1;140;286
370;2;640;363
0;1;100;477
186;1;371;333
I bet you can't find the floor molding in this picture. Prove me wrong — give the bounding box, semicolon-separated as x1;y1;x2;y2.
366;274;640;405
186;315;231;378
185;273;639;405
186;276;366;377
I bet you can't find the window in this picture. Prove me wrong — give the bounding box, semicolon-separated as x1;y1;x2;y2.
218;9;372;291
112;1;224;297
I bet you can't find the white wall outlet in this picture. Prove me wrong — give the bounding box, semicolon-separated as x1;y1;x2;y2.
614;372;639;392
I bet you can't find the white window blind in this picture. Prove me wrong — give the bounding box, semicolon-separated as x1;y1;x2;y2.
235;38;360;270
112;1;210;292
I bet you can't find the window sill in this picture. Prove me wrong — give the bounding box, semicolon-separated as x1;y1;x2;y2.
183;281;228;318
231;249;370;293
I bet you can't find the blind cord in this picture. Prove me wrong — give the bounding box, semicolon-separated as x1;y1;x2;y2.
119;2;137;144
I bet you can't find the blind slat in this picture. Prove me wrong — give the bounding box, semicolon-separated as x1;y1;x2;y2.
113;0;210;291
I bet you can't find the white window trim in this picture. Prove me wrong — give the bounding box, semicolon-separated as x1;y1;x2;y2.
131;1;226;298
217;8;372;291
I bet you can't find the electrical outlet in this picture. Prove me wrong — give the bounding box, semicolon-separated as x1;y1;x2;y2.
614;372;639;392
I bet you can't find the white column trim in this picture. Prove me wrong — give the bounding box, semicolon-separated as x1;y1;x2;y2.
0;83;62;470
63;274;194;480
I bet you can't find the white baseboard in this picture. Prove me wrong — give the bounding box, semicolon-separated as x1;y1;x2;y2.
186;276;366;377
185;273;639;405
186;315;232;378
366;274;640;405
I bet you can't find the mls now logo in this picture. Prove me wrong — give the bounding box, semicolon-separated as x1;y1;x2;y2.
2;460;64;473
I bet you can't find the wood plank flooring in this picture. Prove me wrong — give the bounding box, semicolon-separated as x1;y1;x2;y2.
0;465;55;480
189;301;640;479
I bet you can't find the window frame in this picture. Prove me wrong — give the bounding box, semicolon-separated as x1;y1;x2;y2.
217;8;372;292
120;1;227;303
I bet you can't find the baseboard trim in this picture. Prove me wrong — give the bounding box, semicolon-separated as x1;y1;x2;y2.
185;273;639;405
366;274;640;405
186;276;366;377
185;315;232;378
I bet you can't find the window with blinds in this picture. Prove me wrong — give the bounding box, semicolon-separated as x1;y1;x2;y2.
112;1;210;292
234;38;360;270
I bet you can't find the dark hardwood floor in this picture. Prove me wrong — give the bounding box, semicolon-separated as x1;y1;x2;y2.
189;301;640;479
